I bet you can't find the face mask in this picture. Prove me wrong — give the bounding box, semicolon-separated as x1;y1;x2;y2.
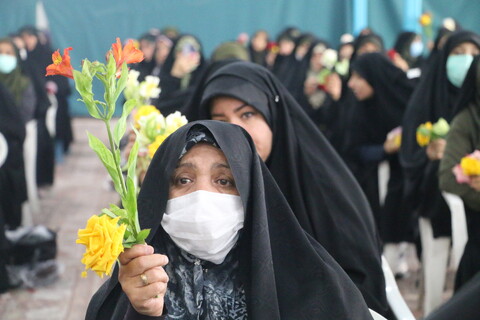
0;54;17;73
161;190;244;264
409;41;423;58
446;54;474;87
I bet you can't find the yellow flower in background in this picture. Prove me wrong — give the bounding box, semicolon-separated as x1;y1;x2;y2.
416;121;432;147
148;134;168;158
76;215;127;278
394;134;402;148
461;156;480;176
419;13;432;26
134;105;160;128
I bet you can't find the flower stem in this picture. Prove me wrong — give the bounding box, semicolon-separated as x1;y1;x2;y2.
105;119;127;197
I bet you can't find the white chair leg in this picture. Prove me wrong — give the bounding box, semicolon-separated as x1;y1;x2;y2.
23;120;39;218
378;160;390;206
442;192;468;270
419;217;451;316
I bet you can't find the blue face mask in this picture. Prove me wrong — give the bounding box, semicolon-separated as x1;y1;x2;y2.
446;54;474;88
0;54;17;73
410;41;423;58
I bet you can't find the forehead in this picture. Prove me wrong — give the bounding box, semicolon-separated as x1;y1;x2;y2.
179;143;227;165
0;42;14;51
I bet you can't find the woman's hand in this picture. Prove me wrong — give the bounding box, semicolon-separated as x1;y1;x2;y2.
426;138;446;161
468;176;480;192
118;244;169;317
170;52;200;78
324;73;342;101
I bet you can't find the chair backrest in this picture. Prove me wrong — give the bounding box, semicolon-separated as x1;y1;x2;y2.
0;131;7;168
382;256;416;320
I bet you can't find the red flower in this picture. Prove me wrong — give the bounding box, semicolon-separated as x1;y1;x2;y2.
46;47;74;79
111;38;144;70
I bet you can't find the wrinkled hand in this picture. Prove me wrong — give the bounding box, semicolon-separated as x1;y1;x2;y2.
119;244;169;317
468;176;480;192
426;138;446;161
171;52;200;78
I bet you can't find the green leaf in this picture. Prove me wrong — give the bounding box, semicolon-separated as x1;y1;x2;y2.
113;99;137;147
135;229;150;243
74;70;103;120
123;176;137;217
126;140;139;180
87;132;124;196
104;55;117;119
114;63;129;103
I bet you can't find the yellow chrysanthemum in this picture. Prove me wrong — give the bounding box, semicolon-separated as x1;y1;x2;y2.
419;13;432;27
148;134;168;158
461;156;480;176
134;105;160;129
416;122;432;147
76;215;126;278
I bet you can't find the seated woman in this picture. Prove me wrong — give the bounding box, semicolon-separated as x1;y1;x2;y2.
182;61;388;316
86;121;373;319
439;56;480;291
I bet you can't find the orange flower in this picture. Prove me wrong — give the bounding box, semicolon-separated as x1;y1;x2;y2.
111;38;144;70
46;47;74;79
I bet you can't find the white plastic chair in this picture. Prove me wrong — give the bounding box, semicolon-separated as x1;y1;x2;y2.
442;191;468;270
0;132;7;168
46;93;58;138
382;256;416;320
22;120;39;225
370;308;387;320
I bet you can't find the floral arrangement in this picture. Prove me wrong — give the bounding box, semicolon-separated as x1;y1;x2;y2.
46;38;166;278
124;69;161;106
134;106;188;179
453;150;480;184
416;118;450;147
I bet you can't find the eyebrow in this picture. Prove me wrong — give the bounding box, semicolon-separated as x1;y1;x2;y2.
210;102;249;117
175;162;230;169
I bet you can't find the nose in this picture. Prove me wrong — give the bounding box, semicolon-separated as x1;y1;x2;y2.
193;176;218;193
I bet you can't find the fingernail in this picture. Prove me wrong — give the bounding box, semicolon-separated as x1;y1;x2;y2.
163;255;169;264
146;245;154;255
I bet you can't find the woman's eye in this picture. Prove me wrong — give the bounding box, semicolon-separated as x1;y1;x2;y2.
241;112;255;119
217;178;233;186
177;177;192;185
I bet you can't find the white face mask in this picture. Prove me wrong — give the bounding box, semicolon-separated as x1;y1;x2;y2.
161;190;244;264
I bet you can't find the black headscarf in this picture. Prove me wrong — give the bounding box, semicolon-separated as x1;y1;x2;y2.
393;31;423;69
348;53;415;242
350;33;385;63
182;61;388;315
399;30;480;237
86;121;373;320
350;52;414;143
153;34;207;116
0;38;30;106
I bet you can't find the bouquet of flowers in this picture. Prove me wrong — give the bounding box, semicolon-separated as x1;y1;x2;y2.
416;118;450;147
419;12;433;41
134;106;188;180
453;150;480;184
387;126;402;148
45;38;181;278
124;69;161;106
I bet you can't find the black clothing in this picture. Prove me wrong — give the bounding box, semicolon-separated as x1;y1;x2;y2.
399;30;480;238
0;83;27;229
182;61;388;315
424;271;480;320
86;121;373;320
153;35;207;116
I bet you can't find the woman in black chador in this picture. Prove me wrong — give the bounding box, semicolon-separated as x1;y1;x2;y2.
347;52;415;246
399;30;480;314
86;121;373;319
182;61;389;316
152;34;207;116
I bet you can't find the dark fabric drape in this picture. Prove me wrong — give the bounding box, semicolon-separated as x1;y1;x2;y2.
181;61;388;315
86;121;373;320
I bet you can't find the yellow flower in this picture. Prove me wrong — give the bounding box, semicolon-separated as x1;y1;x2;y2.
394;134;402;148
461;156;480;176
148;134;168;158
76;215;126;278
416;122;432;147
419;13;432;27
134;105;160;129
